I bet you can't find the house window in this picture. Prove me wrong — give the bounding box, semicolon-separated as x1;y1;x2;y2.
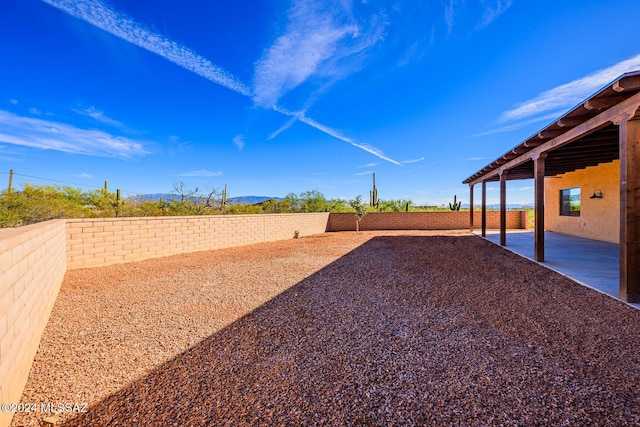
560;187;580;216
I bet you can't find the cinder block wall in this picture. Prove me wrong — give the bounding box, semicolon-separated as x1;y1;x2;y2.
66;213;330;269
472;210;528;230
327;211;527;231
0;220;67;427
1;209;527;427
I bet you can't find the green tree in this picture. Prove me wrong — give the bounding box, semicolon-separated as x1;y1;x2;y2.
120;198;166;217
88;188;117;217
300;190;327;212
378;199;413;212
349;195;367;233
327;198;353;212
261;199;284;213
281;192;301;212
223;202;263;214
0;184;93;227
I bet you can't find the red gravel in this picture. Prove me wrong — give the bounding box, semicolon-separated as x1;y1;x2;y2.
13;231;640;426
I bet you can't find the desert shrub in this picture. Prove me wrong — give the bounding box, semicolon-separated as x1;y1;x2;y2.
0;184;93;227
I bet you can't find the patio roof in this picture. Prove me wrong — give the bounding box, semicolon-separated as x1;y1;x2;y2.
463;71;640;184
462;70;640;303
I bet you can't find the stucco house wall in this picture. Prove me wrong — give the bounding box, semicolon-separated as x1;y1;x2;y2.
545;160;619;243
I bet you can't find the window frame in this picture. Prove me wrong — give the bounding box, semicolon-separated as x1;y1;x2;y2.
560;187;581;217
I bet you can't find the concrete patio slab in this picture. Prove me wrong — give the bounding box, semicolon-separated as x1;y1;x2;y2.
477;230;640;309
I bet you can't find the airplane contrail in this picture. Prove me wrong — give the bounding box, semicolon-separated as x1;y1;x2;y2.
41;0;401;165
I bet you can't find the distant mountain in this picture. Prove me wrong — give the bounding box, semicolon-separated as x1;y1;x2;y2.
134;193;283;205
134;193;173;201
229;196;283;205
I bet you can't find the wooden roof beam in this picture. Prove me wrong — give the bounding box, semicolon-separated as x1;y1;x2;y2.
584;96;627;111
464;91;640;185
556;117;585;128
537;129;565;140
523;140;543;148
613;76;640;93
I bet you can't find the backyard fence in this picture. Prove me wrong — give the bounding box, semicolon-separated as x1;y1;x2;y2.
0;210;528;427
327;211;527;231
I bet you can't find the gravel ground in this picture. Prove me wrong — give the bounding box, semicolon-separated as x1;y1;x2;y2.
12;230;640;426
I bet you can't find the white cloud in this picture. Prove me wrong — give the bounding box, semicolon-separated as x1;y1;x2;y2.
0;109;148;158
477;0;512;29
73;106;125;128
354;170;374;176
78;172;92;179
275;106;402;166
401;156;425;164
290;108;402;166
358;162;381;168
272;105;401;165
254;27;352;106
174;169;223;177
443;0;455;34
252;0;385;107
501;53;640;123
268;115;300;140
42;0;397;164
232;135;245;150
442;0;511;35
0;144;22;162
41;0;250;96
9;99;18;105
29;107;42;115
474;111;564;137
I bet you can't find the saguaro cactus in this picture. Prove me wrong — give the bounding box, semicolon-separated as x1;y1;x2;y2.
222;184;228;206
369;172;379;209
449;195;462;211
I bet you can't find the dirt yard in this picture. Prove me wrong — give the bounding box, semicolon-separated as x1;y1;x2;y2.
13;231;640;426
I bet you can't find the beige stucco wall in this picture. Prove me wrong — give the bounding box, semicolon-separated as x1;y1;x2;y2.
545;160;619;243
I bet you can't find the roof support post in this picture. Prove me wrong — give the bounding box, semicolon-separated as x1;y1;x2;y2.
481;180;487;237
618;112;640;303
534;154;547;262
469;184;474;232
500;170;507;246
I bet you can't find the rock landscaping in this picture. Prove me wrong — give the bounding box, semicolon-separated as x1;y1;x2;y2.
13;231;640;426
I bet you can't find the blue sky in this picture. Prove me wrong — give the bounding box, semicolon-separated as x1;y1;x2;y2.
1;0;640;205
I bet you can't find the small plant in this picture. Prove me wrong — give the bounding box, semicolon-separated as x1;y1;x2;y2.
449;195;461;211
349;195;367;232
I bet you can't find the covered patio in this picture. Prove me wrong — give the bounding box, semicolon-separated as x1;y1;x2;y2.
464;71;640;303
479;230;639;309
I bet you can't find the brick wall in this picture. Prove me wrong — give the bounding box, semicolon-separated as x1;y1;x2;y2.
66;213;330;269
327;211;527;231
0;220;66;427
